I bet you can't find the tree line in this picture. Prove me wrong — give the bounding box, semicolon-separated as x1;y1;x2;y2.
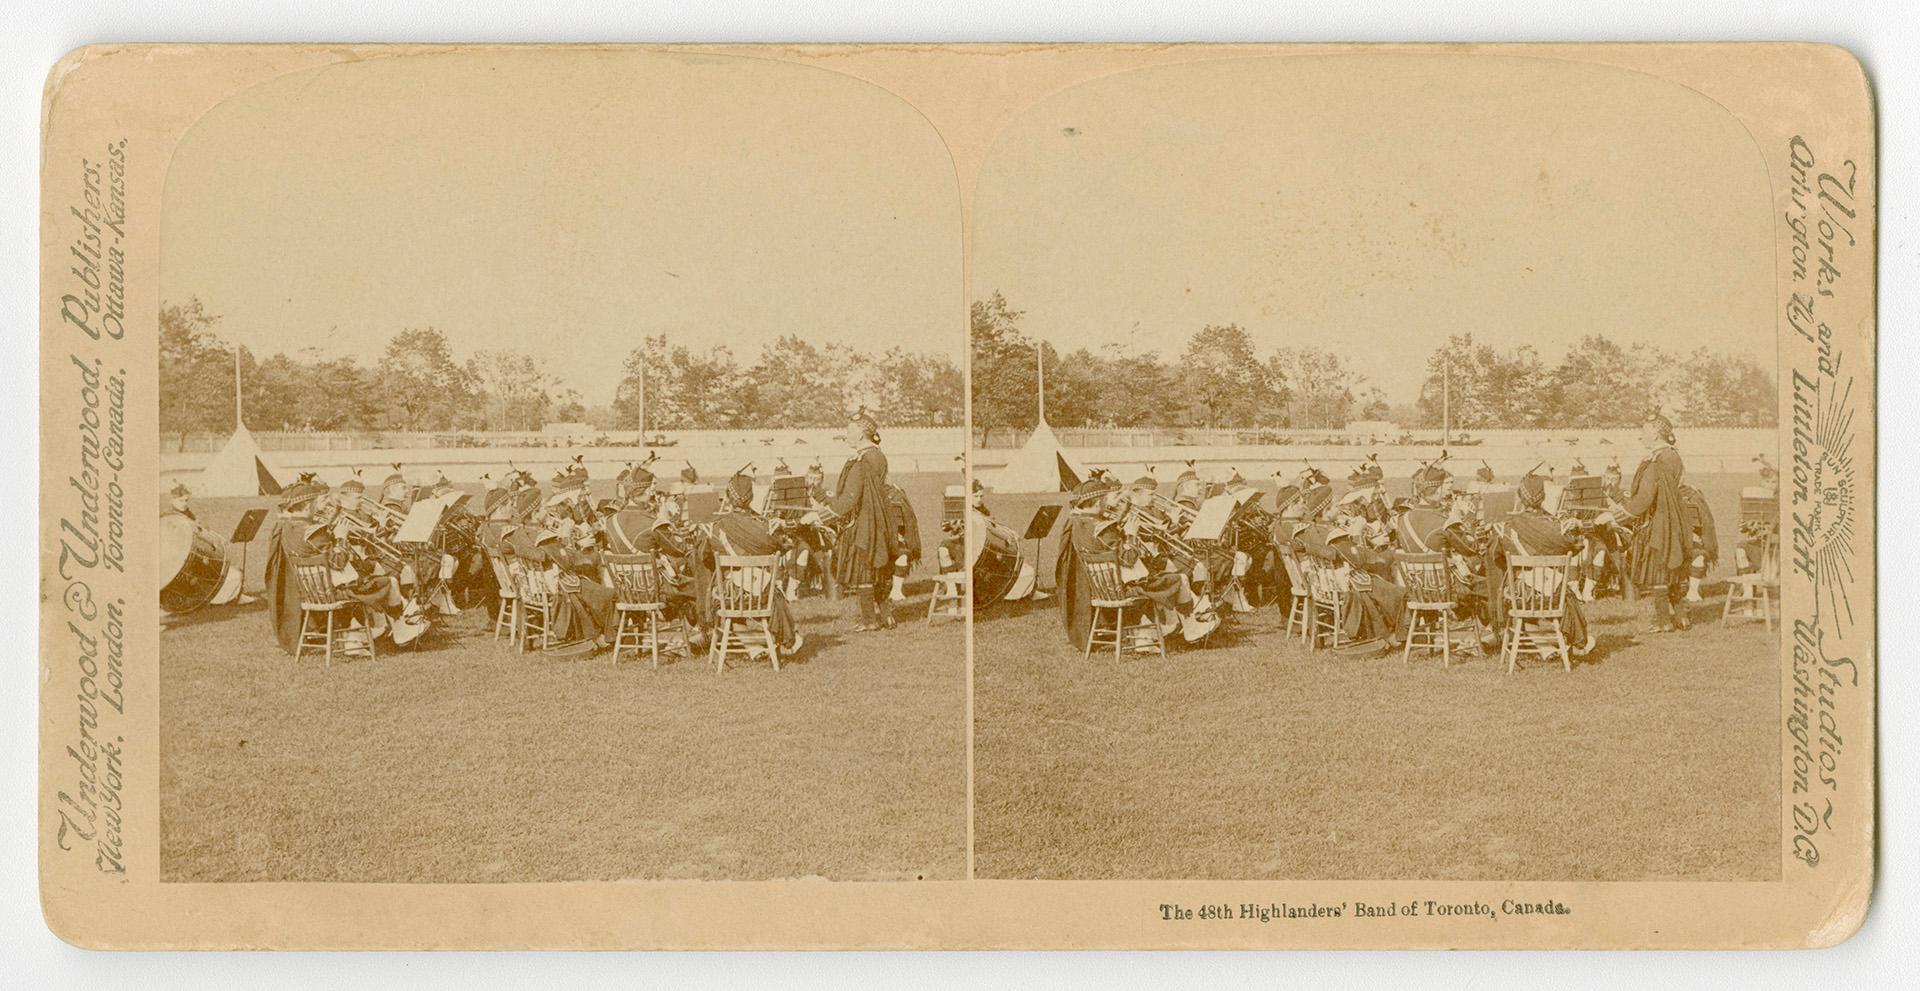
160;298;963;434
970;292;1777;433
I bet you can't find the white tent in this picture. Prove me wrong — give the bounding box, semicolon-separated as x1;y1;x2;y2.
984;420;1085;493
197;425;284;497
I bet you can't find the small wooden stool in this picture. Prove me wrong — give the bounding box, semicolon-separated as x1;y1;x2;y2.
927;572;967;626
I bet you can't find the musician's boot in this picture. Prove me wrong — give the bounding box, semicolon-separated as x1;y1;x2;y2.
1647;591;1674;634
889;572;907;603
855;593;876;631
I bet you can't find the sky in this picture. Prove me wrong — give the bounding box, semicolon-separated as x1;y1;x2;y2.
971;53;1778;403
160;50;963;405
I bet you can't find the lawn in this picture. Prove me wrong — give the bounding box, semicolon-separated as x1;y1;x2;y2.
972;472;1781;881
160;472;966;883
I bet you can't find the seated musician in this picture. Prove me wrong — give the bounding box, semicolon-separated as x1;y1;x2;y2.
1172;464;1205;512
1305;512;1408;653
265;477;331;653
531;523;619;650
304;522;406;644
1425;488;1497;651
709;472;804;656
1492;471;1596;657
1410;458;1454;510
1344;456;1390;524
1097;474;1218;642
604;479;708;645
378;466;410;514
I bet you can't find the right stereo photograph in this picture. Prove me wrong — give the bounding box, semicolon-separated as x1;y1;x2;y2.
966;53;1783;883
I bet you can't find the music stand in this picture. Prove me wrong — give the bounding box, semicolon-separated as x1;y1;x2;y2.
1022;504;1063;541
1022;503;1064;595
229;508;269;594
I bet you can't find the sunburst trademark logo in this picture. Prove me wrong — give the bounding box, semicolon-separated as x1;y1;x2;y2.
1789;369;1859;635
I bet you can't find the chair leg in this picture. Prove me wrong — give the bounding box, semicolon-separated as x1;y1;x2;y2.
1402;612;1416;668
323;609;334;669
1084;607;1100;660
1761;585;1773;632
1721;584;1736;625
1555;620;1571;671
1113;606;1124;663
1441;611;1452;669
766;620;781;672
294;611;309;663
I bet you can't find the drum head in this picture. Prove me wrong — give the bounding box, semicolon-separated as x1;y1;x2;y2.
159;511;196;579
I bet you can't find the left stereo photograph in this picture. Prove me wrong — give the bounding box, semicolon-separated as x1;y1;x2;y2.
152;51;968;883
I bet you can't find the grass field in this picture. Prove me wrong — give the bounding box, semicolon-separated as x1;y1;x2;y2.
160;472;965;882
972;472;1781;881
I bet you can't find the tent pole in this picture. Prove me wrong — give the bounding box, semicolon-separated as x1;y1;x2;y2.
233;343;244;430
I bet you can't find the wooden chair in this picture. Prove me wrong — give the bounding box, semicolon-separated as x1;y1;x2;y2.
712;554;782;672
1082;558;1164;661
486;550;519;643
1722;530;1780;631
927;571;967;626
1501;554;1573;673
290;554;373;668
506;554;556;653
1303;557;1347;651
1278;547;1311;642
1396;552;1457;668
604;553;688;667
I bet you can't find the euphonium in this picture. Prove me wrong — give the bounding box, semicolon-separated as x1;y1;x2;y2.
1149;492;1200;529
1121;505;1201;572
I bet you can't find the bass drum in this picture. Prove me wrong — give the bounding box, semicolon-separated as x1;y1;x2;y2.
967;508;1025;606
159;511;229;614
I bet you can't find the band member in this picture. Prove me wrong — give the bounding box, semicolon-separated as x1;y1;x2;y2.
1344;455;1390;523
885;482;922;603
1737;455;1781;573
1410;454;1454;509
161;483;255;607
1681;483;1720;604
378;465;410;513
1396;457;1454;551
1114;473;1218;640
262;477;332;654
1493;470;1595;656
709;471;804;655
1309;515;1408;652
168;481;197;520
1277;465;1333;522
305;522;408;644
606;474;709;643
1426;488;1496;646
1609;411;1692;633
816;412;901;632
1055;474;1121;647
534;527;619;649
1172;463;1205;511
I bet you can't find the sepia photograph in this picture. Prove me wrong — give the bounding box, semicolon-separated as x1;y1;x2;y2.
34;39;1875;952
152;51;968;882
967;54;1786;881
